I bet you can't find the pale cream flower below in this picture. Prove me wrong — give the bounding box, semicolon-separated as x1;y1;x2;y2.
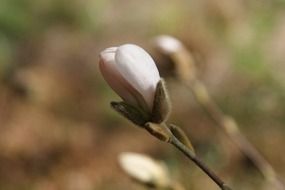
154;35;183;54
118;152;171;187
99;44;160;111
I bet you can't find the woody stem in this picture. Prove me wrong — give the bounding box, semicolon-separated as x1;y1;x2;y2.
169;134;232;190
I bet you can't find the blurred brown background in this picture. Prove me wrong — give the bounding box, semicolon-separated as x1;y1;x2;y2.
0;0;285;189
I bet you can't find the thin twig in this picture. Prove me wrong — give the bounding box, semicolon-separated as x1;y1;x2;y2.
170;134;232;190
189;79;284;190
164;44;284;190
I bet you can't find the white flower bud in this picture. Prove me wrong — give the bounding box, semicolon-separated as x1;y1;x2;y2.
118;152;170;187
154;35;183;54
99;44;160;111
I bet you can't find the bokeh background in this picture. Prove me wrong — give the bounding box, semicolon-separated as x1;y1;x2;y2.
1;0;285;189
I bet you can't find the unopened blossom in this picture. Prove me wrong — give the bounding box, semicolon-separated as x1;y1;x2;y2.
99;44;160;111
154;35;183;54
118;152;170;187
154;35;196;81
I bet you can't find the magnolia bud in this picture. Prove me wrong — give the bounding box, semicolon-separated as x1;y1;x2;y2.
99;44;160;112
154;35;184;54
153;35;197;81
118;152;171;188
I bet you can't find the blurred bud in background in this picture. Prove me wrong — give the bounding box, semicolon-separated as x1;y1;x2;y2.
118;152;171;188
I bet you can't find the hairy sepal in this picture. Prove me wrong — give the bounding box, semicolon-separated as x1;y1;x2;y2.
111;101;150;127
151;79;171;124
